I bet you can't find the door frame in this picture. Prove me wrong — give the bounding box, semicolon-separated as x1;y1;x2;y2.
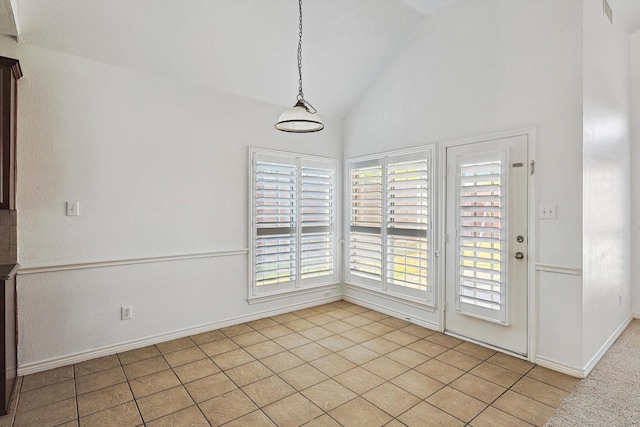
437;127;537;362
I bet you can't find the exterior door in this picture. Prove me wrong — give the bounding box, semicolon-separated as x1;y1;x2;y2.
445;135;529;356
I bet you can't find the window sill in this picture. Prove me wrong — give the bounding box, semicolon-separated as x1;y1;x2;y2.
248;283;341;305
344;282;436;312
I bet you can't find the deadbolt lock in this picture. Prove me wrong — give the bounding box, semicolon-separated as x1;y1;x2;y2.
516;235;524;243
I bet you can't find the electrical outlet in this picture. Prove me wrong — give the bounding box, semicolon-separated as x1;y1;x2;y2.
538;204;557;219
121;305;133;320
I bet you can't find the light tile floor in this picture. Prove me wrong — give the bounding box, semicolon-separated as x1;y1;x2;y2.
0;301;581;427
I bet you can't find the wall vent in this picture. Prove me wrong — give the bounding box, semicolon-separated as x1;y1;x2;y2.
603;0;613;24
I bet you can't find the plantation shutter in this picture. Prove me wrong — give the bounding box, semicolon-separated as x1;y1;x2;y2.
348;148;433;303
386;153;431;299
349;160;383;287
454;150;507;323
251;150;337;298
300;160;336;285
254;154;297;292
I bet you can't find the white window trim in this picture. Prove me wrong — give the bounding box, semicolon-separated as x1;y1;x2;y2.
344;145;436;307
248;147;340;303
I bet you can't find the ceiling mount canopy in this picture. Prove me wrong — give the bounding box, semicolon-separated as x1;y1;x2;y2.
275;0;324;133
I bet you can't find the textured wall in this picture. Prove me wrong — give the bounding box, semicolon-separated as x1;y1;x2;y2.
582;0;633;366
343;0;585;369
0;36;342;370
631;32;640;317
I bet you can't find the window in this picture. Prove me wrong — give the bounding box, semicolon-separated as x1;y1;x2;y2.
347;148;434;304
250;149;338;299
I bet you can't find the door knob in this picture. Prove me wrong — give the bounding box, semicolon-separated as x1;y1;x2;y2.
515;252;525;260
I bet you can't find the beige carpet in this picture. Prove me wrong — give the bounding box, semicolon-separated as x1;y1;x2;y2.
545;319;640;426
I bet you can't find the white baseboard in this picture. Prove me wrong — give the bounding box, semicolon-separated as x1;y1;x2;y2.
445;331;528;361
343;295;439;330
18;295;341;376
581;313;633;377
534;313;634;379
343;284;436;311
534;355;585;378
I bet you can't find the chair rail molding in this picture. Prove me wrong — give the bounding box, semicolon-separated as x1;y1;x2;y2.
17;249;249;275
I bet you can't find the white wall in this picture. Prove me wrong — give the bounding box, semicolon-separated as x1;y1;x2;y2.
0;36;342;372
582;0;633;366
343;0;585;369
631;31;640;317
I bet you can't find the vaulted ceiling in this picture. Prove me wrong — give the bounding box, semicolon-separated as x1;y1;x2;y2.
2;0;454;119
2;0;640;120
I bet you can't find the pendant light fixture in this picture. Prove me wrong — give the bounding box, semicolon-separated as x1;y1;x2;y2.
275;0;324;133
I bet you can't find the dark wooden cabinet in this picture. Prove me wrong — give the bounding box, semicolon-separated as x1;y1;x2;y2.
0;56;22;210
0;56;21;415
0;265;17;415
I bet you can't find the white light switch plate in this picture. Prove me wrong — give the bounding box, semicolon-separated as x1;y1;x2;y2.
539;204;557;219
66;201;80;216
121;305;133;320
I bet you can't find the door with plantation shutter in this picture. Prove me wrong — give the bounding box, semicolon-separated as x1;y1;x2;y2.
445;135;528;356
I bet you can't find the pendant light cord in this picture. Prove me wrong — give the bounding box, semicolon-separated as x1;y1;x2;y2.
296;0;317;113
297;0;304;101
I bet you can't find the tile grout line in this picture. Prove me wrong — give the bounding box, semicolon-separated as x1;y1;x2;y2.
6;301;576;427
127;345;172;426
218;321;329;427
72;364;79;427
310;317;544;426
221;305;361;425
154;338;213;426
7;377;21;427
202;325;273;426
